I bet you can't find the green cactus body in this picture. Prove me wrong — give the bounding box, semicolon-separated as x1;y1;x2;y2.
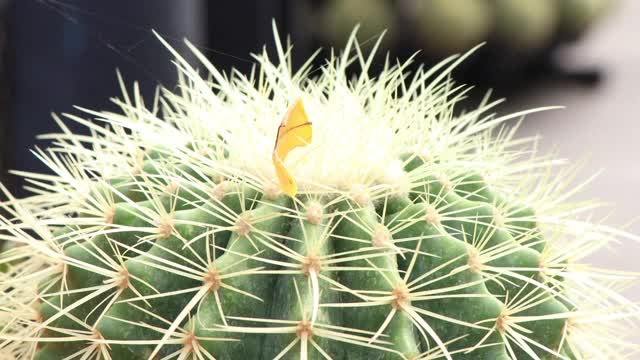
0;27;637;359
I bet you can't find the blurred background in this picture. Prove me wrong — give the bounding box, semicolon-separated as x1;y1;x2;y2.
0;1;638;274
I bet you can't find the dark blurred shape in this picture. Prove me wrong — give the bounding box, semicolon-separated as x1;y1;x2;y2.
1;0;8;186
317;0;396;49
205;1;293;74
303;0;612;94
6;0;205;196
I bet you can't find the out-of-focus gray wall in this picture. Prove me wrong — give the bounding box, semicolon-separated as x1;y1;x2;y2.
512;0;640;274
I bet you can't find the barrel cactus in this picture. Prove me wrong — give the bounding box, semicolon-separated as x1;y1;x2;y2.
0;27;637;359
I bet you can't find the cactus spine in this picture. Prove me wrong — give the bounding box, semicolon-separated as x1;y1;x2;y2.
0;27;638;359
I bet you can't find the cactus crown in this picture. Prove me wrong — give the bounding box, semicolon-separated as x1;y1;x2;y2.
0;26;638;359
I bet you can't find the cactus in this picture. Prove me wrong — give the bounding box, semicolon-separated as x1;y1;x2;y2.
490;0;558;52
407;0;493;56
0;27;638;359
320;0;395;48
558;0;613;39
